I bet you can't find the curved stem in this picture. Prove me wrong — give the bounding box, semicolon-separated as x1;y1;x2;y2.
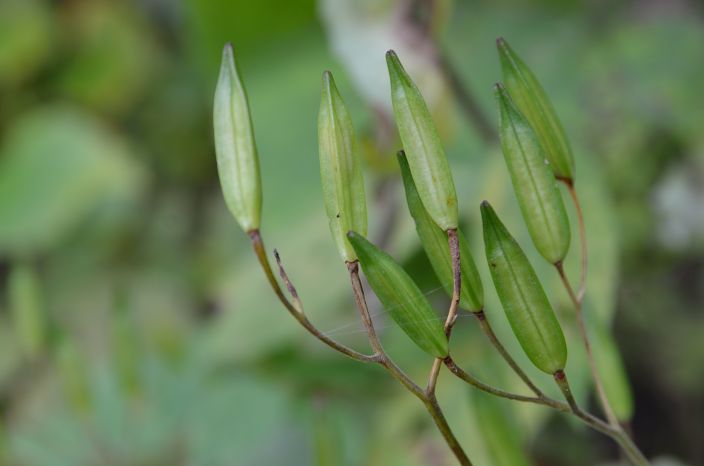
562;180;588;302
348;260;471;465
249;230;377;363
443;356;546;405
427;229;462;394
446;357;650;465
556;262;619;426
472;310;544;397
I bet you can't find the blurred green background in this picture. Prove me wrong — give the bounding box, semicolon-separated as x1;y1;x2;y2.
0;0;703;465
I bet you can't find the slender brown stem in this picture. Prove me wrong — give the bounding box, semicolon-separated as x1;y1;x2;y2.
443;356;546;405
446;358;649;465
554;370;650;466
562;180;588;302
427;228;462;394
423;394;473;465
348;259;471;465
556;262;619;426
249;230;377;363
472;310;544;397
436;50;498;144
347;261;384;356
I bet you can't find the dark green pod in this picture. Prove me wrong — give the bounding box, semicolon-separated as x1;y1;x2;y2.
386;50;458;231
495;84;570;265
480;201;567;374
397;151;483;312
347;231;448;358
497;37;575;182
318;71;367;262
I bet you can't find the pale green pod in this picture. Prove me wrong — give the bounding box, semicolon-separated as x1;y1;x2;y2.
495;84;570;264
386;50;458;231
318;71;367;262
588;312;634;421
8;263;46;359
497;37;575;182
397;151;483;312
347;231;448;358
481;201;567;374
213;43;262;232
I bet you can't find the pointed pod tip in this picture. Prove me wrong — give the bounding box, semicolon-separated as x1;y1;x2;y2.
321;70;334;90
396;149;406;158
496;36;507;48
385;50;401;71
479;201;496;222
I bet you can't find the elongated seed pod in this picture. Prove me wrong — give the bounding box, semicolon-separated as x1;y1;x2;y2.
347;231;448;358
213;43;262;232
397;151;483;312
495;84;570;265
497;37;575;183
386;50;458;231
588;312;634;421
318;71;367;262
480;201;567;374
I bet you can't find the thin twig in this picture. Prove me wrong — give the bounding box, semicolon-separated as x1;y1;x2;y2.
348;259;471;465
445;357;649;465
427;228;462;394
556;262;619;426
472;310;544;397
249;230;377;363
562;179;588;302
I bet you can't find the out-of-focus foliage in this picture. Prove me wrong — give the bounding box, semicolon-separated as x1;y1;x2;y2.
0;0;702;465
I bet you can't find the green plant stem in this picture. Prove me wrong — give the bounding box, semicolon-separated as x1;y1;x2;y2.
348;260;472;465
553;369;579;413
249;230;377;363
472;310;545;397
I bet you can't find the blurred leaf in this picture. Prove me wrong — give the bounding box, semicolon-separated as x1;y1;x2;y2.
0;106;146;256
8;263;46;360
0;0;53;87
54;1;163;115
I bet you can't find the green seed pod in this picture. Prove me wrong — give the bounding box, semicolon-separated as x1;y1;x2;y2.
318;71;367;262
588;312;634;421
397;151;483;312
386;50;458;231
8;263;46;359
480;201;567;374
213;43;262;232
495;83;570;265
347;231;448;358
497;37;575;183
